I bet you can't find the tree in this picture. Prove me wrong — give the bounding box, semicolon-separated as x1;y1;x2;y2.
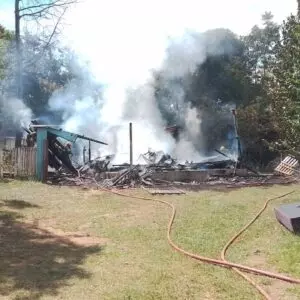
0;25;13;81
242;12;280;85
14;0;78;100
235;13;281;167
267;14;300;154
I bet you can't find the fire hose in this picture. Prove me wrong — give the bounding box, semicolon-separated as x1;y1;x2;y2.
96;184;299;299
220;191;295;300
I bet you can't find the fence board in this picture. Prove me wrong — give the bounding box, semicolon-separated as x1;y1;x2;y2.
0;147;36;178
0;149;3;178
0;138;27;150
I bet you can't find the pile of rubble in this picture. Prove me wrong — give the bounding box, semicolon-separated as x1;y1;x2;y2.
48;165;157;188
22;120;297;189
46;150;298;190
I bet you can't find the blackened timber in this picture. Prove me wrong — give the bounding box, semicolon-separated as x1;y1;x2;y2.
74;134;108;145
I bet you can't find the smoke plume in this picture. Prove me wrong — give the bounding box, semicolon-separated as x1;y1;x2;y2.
0;12;238;164
0;96;32;136
44;29;239;164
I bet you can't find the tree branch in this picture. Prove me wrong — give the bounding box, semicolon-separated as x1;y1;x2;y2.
19;0;60;12
19;0;77;12
22;7;68;69
19;0;78;19
45;7;67;48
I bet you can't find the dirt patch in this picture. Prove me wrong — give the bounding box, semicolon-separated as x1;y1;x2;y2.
263;280;299;300
243;251;297;300
44;226;109;247
23;222;108;247
246;251;268;268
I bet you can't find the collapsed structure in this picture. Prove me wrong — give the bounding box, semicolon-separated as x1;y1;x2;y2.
17;120;295;190
22;120;107;181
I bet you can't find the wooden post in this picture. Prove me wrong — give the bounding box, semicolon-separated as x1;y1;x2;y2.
42;139;48;183
232;109;242;159
15;131;22;148
83;146;86;164
0;149;3;178
14;148;18;177
36;128;48;181
129;122;133;166
88;141;91;161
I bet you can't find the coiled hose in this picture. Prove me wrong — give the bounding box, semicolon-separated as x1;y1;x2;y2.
97;185;299;299
220;191;295;299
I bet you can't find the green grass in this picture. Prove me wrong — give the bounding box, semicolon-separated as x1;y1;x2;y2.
1;181;300;299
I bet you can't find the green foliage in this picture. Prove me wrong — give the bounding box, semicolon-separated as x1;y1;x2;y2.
0;25;13;41
266;14;300;154
1;30;102;124
20;35;75;116
242;12;280;84
237;12;282;166
238;101;279;166
0;24;13;80
237;11;300;164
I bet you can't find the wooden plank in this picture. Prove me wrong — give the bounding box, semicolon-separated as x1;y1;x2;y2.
12;149;15;175
29;148;33;175
42;140;48;182
29;148;36;176
0;148;3;178
33;148;36;174
28;148;31;175
36;129;48;181
15;148;19;176
145;188;185;195
275;156;299;175
0;149;14;177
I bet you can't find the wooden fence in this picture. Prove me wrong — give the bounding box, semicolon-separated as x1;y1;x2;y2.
0;137;27;150
0;147;36;178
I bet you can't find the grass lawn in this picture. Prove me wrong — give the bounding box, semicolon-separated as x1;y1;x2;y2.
1;180;300;299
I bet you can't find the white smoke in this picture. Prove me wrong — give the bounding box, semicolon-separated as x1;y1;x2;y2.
161;33;207;77
47;30;230;164
48;74;177;163
0;96;32;129
149;34;210;161
43;5;240;164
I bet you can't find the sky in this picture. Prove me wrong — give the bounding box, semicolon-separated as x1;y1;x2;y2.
0;0;298;87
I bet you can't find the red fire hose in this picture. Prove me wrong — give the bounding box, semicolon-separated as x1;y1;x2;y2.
97;185;299;299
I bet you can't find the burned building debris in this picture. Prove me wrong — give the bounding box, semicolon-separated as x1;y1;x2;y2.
22;120;108;180
6;120;294;190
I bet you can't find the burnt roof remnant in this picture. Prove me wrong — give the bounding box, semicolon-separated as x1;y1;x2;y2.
22;120;108;176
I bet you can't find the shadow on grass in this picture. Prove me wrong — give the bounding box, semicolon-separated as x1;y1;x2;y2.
1;199;40;209
0;178;10;183
0;211;101;299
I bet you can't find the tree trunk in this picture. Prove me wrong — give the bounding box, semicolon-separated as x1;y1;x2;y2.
15;0;22;99
298;0;300;18
14;0;23;147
